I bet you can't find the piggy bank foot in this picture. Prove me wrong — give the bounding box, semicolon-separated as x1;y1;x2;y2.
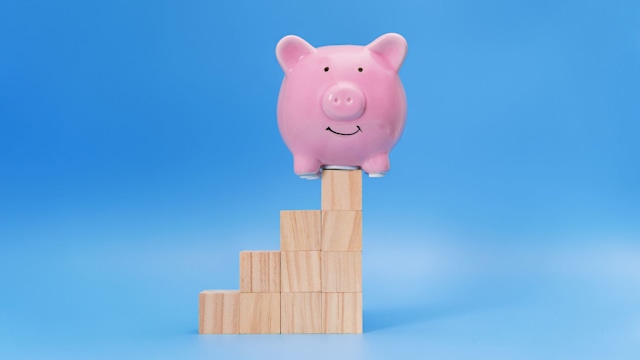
294;157;322;180
300;173;320;180
362;153;390;177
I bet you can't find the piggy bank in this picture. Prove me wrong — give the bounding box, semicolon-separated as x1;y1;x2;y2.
276;33;408;179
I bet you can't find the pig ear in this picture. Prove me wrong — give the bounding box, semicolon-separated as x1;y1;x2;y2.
367;33;408;72
276;35;316;73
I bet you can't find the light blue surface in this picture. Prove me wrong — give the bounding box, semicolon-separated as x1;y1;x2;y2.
1;0;639;359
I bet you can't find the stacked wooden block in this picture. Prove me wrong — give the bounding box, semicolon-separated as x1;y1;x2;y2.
199;169;363;334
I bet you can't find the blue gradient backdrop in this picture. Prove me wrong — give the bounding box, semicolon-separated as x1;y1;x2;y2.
1;1;639;359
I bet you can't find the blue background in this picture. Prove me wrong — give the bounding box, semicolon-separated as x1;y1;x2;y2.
1;0;639;359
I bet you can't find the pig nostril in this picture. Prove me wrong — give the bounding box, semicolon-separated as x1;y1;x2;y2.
333;97;340;104
346;97;353;104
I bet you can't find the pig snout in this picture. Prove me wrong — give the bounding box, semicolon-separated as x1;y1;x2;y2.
321;83;365;121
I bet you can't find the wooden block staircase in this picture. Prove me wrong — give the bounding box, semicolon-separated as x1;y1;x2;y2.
199;169;363;334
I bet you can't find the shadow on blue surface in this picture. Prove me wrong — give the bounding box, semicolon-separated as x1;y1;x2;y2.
363;304;477;332
364;282;531;332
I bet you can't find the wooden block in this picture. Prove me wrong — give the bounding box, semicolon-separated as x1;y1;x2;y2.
281;251;322;292
321;170;362;211
322;252;362;292
199;290;239;334
280;210;321;251
321;210;362;251
322;292;362;333
239;293;280;334
281;293;322;334
240;251;280;293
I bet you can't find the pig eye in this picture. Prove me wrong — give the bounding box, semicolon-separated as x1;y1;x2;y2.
358;67;363;72
324;67;330;72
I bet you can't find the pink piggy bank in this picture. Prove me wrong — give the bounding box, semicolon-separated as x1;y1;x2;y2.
276;33;408;179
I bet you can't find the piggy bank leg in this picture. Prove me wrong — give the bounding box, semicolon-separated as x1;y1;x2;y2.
294;156;322;179
361;153;390;177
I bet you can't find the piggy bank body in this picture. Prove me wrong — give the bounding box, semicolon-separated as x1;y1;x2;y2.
276;33;408;178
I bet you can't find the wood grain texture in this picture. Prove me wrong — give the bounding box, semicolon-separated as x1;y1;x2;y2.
281;251;322;293
280;210;321;251
199;290;240;334
239;293;281;334
321;210;362;251
321;170;362;211
322;252;362;292
281;293;322;334
322;292;362;334
240;251;281;293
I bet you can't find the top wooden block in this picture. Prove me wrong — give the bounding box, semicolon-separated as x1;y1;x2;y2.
321;170;362;211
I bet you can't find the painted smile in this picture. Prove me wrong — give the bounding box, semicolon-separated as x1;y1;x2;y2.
325;126;362;136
